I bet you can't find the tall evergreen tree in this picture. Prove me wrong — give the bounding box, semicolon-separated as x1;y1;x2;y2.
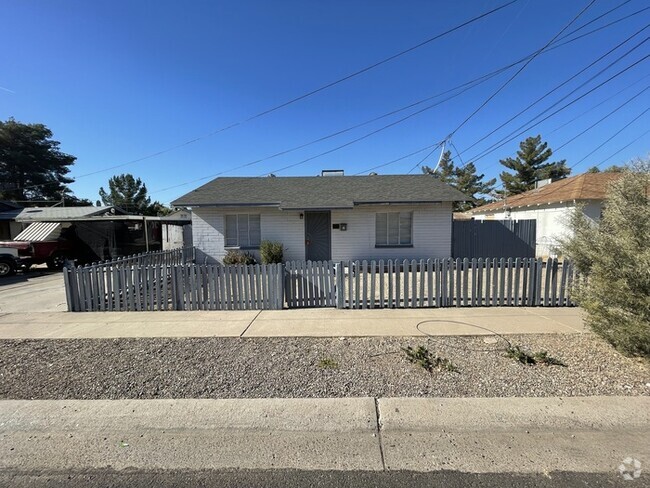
422;150;455;184
99;174;152;214
99;173;170;215
499;135;570;196
0;118;76;202
422;151;496;211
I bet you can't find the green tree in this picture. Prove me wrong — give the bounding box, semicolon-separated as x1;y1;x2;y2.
586;165;626;173
0;118;76;202
422;151;496;211
559;159;649;357
422;150;456;185
99;174;152;214
499;135;570;196
99;173;170;215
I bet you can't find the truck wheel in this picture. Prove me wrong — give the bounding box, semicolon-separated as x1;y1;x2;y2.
46;253;68;270
0;258;16;277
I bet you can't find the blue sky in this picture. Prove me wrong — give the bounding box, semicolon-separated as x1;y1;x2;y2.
2;0;649;204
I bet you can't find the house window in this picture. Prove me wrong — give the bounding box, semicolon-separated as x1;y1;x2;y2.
375;212;412;247
225;214;261;248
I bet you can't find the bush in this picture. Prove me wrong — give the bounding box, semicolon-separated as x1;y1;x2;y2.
560;159;650;357
260;240;284;264
223;250;257;265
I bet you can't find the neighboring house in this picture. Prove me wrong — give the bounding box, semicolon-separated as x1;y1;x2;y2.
172;173;467;263
468;172;621;258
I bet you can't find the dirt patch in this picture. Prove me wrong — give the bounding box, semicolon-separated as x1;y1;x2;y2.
0;334;648;399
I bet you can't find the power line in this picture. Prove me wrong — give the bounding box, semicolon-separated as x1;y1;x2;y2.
590;127;650;168
355;75;650;180
485;104;650;197
572;105;650;167
151;15;648;195
148;12;650;193
16;0;647;201
65;1;649;185
490;125;650;207
18;1;646;196
70;1;520;177
547;72;650;136
448;0;597;137
552;85;649;153
457;23;649;158
461;52;650;169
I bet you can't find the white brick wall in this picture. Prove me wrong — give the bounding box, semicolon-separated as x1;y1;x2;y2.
331;203;452;261
191;207;305;263
192;203;453;263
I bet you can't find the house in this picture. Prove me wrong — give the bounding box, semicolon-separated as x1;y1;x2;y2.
172;173;467;264
468;172;621;257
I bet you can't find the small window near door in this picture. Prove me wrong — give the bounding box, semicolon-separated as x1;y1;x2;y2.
225;214;261;248
376;211;412;247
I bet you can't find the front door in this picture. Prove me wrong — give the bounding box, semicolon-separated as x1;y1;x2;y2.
304;211;331;261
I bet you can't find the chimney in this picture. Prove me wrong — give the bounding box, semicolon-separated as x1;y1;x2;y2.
321;170;345;177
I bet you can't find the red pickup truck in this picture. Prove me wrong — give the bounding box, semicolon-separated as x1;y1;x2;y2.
0;240;77;276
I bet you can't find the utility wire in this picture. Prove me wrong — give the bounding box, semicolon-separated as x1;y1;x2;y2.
552;85;649;153
461;52;650;169
70;1;520;178
448;0;597;137
457;23;650;158
547;72;650;135
572;105;650;167
152;14;647;195
356;75;650;179
482;104;650;198
18;2;645;196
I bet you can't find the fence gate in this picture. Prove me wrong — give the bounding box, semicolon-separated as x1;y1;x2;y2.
285;261;336;308
452;219;536;259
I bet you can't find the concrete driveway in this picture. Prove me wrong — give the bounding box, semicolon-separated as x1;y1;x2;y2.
0;268;67;313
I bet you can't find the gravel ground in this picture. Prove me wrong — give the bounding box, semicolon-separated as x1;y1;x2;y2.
0;334;648;399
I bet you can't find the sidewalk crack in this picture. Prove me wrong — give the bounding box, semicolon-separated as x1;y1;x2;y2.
239;310;262;337
374;397;387;471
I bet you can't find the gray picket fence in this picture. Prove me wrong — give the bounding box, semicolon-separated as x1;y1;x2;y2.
82;247;195;268
285;260;337;308
64;263;284;311
64;257;577;312
335;258;576;309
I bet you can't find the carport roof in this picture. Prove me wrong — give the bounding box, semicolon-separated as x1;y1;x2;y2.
7;206;118;222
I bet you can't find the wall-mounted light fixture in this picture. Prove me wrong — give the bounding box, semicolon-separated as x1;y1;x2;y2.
340;223;347;231
299;213;304;220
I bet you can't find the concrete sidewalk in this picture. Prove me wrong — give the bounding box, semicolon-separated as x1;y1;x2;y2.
0;307;586;339
1;397;647;474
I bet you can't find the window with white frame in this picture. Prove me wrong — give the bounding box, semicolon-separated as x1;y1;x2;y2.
225;214;261;248
375;211;412;246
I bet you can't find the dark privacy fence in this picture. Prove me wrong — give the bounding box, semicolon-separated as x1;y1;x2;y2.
64;256;577;312
452;219;536;259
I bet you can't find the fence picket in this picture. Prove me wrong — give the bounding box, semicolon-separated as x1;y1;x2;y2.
403;259;410;308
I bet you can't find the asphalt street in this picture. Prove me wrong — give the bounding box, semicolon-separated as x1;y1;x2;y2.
0;468;632;488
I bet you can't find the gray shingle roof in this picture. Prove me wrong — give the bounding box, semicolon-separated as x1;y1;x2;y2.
172;175;468;209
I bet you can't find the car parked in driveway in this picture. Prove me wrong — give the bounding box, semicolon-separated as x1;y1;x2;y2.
0;246;21;277
0;239;77;273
